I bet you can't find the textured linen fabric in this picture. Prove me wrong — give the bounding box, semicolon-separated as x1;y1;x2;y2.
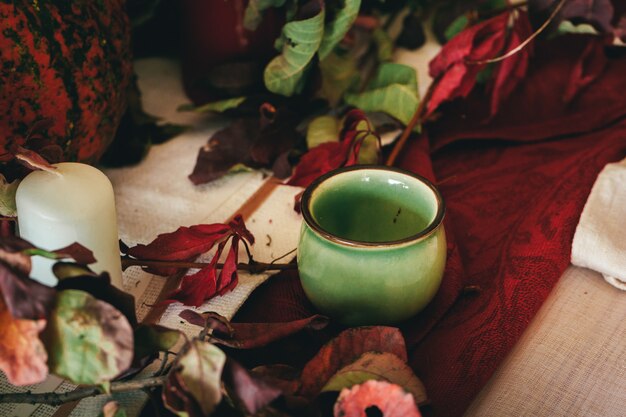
465;266;626;417
572;158;626;290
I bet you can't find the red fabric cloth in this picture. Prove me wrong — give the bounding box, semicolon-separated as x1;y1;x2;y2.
234;35;626;416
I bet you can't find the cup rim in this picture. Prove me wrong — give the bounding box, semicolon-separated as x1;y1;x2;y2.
300;165;446;247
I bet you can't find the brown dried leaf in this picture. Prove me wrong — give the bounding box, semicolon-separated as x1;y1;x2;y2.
0;296;48;385
299;326;407;398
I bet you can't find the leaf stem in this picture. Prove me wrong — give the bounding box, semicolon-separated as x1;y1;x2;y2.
467;0;566;65
0;376;166;406
385;77;437;167
121;257;296;273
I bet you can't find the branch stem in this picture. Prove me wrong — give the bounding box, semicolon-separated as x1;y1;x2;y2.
121;257;296;273
0;376;166;406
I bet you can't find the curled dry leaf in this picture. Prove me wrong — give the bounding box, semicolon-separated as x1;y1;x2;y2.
55;268;138;327
287;110;381;188
333;380;421;417
489;11;534;115
0;295;48;385
180;309;329;349
0;237;55;320
163;340;226;417
44;289;134;385
223;358;282;415
13;146;57;174
427;12;509;116
252;364;302;396
127;216;254;307
322;352;428;406
299;326;407;398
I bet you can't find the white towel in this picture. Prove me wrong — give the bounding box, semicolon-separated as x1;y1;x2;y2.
572;158;626;290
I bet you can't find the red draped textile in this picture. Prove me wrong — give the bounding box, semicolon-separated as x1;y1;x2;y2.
234;35;626;416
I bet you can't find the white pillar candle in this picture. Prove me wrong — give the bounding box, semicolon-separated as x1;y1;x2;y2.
15;162;123;288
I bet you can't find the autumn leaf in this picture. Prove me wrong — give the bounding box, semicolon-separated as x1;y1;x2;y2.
0;174;19;217
181;309;329;349
126;223;232;274
333;380;422;417
14;146;58;174
127;216;255;307
287;110;381;188
252;364;302;396
55;267;138;327
0;295;48;385
427;12;509;115
163;340;226;417
0;238;55;320
489;11;534;115
223;358;282;415
299;326;407;398
44;290;134;385
189;103;302;185
322;352;428;406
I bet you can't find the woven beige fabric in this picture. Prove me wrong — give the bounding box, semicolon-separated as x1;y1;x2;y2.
465;266;626;417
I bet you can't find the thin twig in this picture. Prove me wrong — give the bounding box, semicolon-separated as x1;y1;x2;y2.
270;247;297;265
121;257;296;273
0;376;166;406
467;0;567;65
385;78;437;167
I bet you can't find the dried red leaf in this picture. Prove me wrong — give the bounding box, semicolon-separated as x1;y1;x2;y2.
299;327;407;398
127;223;232;275
223;358;282;415
333;380;422;417
180;309;329;349
14;146;57;174
0;238;55;320
165;266;218;308
252;364;302;396
427;12;509;115
562;37;608;103
489;11;534;115
189;104;302;185
287;110;380;188
52;242;97;265
0;295;48;385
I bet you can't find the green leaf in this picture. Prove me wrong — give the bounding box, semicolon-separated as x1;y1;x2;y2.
318;51;359;106
264;6;325;96
306;115;340;148
133;324;181;360
163;340;226;417
44;290;134;385
318;0;362;60
344;63;420;126
244;0;287;31
178;97;247;114
444;15;468;40
322;352;428;405
556;21;599;36
372;28;393;62
353;120;380;165
0;175;18;217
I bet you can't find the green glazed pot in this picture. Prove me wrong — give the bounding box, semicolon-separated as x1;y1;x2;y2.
297;165;446;325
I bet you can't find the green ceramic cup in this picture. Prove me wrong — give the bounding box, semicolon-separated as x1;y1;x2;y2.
297;165;446;326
